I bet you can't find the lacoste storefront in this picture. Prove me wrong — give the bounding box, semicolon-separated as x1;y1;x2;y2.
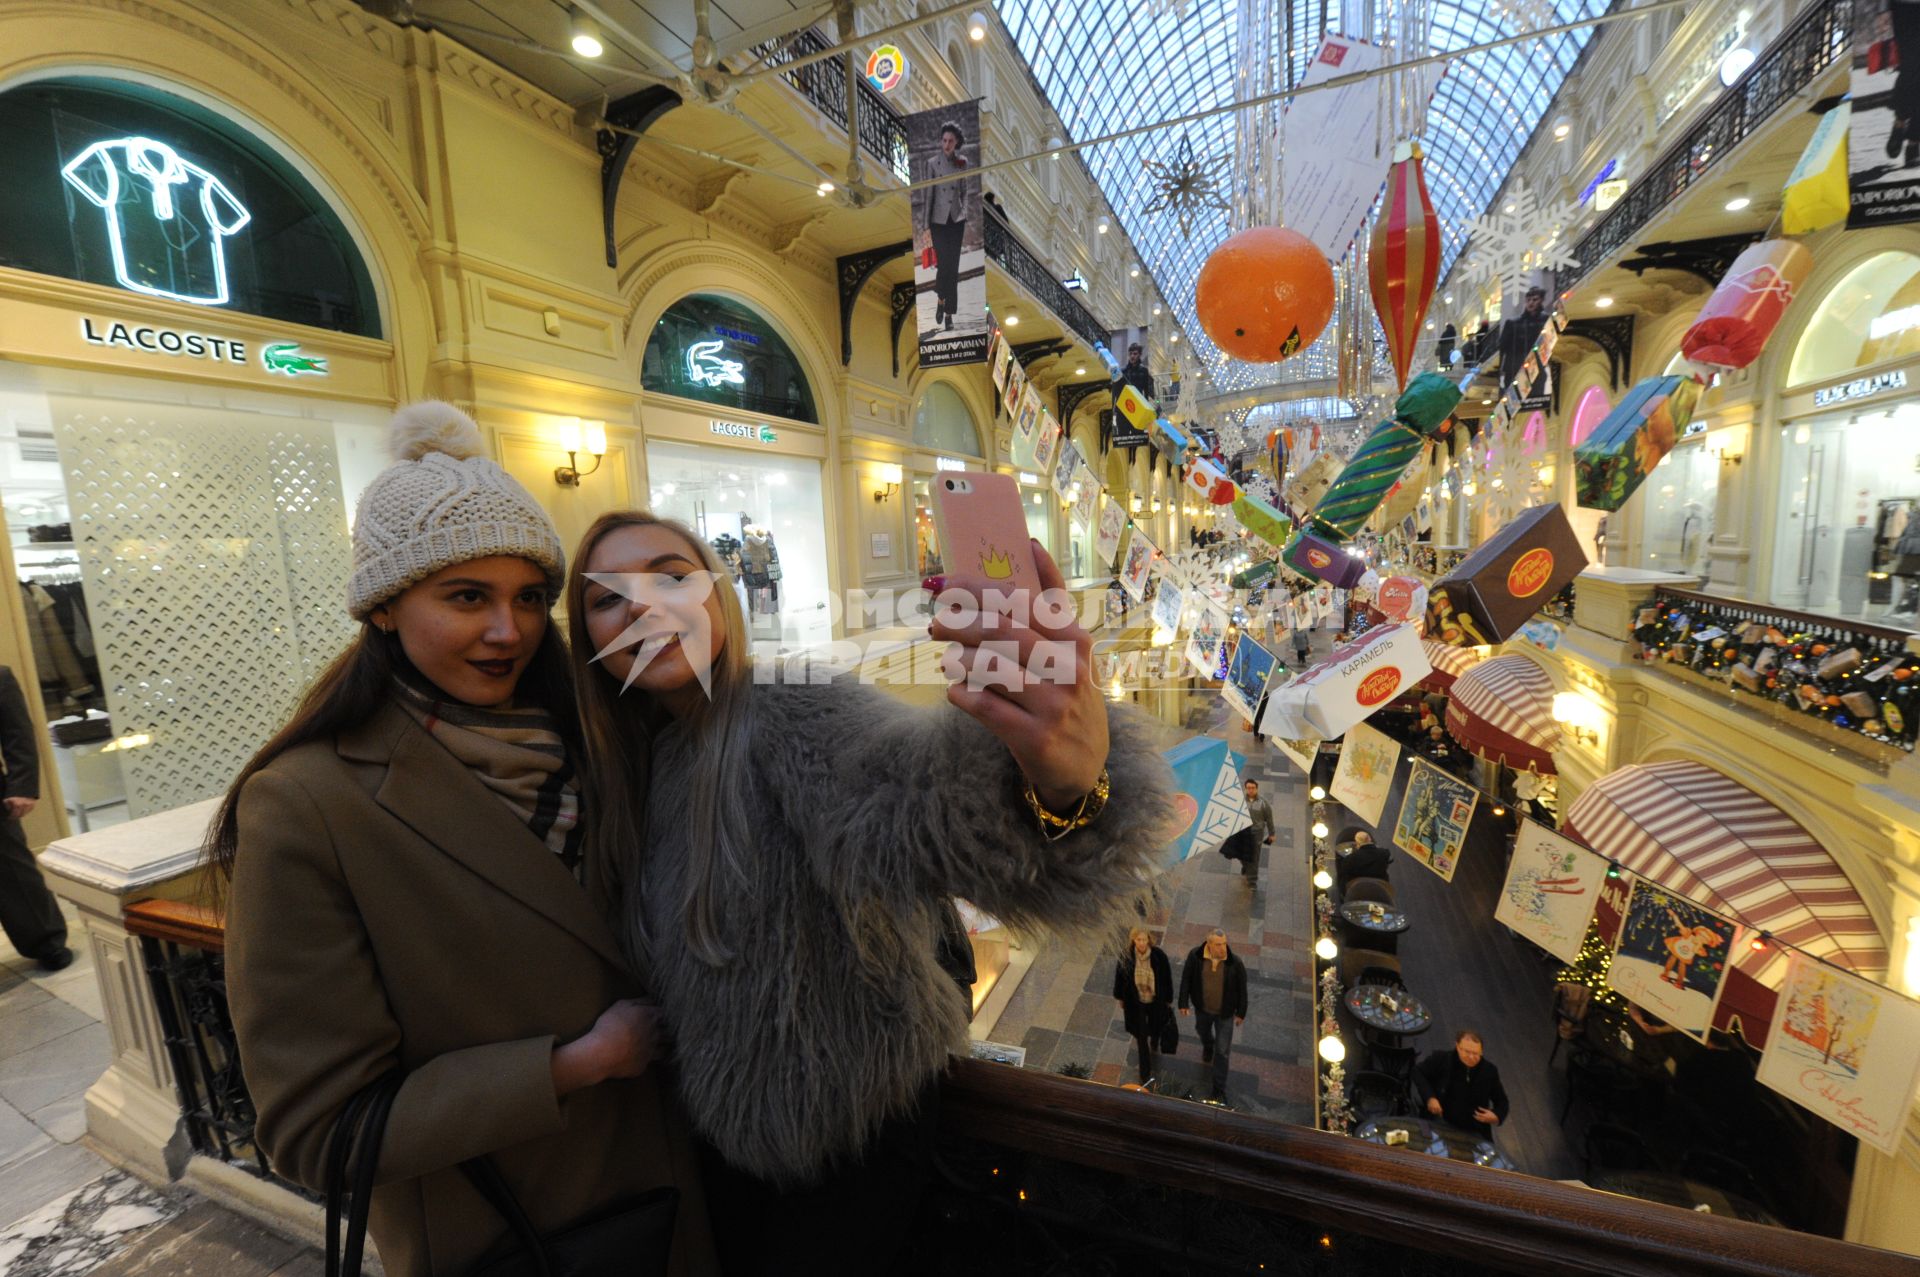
0;73;402;829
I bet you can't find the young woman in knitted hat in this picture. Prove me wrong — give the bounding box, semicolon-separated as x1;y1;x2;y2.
566;512;1177;1274
210;407;710;1274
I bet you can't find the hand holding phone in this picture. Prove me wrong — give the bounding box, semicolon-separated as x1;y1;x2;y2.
930;472;1044;598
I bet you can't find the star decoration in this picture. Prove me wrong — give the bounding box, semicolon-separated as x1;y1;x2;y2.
1142;134;1232;240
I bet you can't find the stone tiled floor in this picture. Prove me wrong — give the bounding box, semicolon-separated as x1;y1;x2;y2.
986;669;1325;1126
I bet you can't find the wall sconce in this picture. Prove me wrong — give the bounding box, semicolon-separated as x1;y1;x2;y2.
872;462;903;503
1552;691;1604;747
554;418;606;486
1130;494;1143;513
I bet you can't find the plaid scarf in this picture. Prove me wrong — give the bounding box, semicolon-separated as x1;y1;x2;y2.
392;675;585;877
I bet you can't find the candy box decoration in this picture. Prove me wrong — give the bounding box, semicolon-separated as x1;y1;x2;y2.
1680;239;1815;371
1282;529;1370;588
1573;374;1706;512
1431;503;1588;645
1258;623;1433;742
1374;575;1428;623
1233;491;1292;548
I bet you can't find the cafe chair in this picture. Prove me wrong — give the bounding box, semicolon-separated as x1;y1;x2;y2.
1346;1069;1413;1121
1561;1045;1642;1127
1344;877;1396;907
1339;948;1402;989
1367;1042;1418;1086
1548;981;1592;1066
1583;1122;1661;1180
1334;918;1399;957
1679;1149;1776;1217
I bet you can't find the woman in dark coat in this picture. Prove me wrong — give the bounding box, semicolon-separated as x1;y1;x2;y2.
1113;927;1175;1086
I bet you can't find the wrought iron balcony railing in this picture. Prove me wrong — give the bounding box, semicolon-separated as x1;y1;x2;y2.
982;200;1110;352
753;29;911;184
1556;0;1851;295
1631;585;1920;762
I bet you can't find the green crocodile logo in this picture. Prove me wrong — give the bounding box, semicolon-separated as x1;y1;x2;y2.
757;425;777;443
262;343;329;376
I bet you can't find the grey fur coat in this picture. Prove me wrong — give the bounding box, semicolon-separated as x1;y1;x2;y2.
618;679;1175;1185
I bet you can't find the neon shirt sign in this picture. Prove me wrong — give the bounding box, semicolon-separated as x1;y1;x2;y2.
61;137;252;307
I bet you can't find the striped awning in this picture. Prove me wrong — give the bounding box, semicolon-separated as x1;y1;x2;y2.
1443;654;1558;774
1564;760;1888;990
1417;640;1483;692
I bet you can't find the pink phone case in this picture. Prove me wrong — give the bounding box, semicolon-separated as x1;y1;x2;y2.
931;472;1044;594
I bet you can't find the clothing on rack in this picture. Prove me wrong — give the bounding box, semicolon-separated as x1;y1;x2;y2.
742;528;781;613
709;533;744;576
17;579;100;714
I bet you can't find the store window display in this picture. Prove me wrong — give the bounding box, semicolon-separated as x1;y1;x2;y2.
641;293;819;424
908;385;982;578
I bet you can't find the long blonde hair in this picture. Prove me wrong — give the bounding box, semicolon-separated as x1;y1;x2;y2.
567;511;754;967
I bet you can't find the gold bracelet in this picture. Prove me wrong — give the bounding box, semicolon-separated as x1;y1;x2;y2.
1023;768;1111;838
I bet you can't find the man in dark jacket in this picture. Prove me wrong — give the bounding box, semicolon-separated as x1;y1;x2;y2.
0;666;69;970
1415;1030;1510;1139
1178;929;1249;1101
1336;830;1392;897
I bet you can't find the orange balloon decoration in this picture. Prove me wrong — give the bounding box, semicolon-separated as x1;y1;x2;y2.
1195;226;1335;363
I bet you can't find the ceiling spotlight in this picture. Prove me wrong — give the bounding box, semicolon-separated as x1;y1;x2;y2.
568;5;604;57
1096;216;1111;234
1153;304;1163;315
1130;265;1141;277
1170;333;1179;342
1003;312;1020;327
1595;295;1614;309
1719;45;1755;86
816;180;835;197
1047;133;1064;159
1443;293;1453;305
968;10;989;41
1552;115;1572;140
1724;183;1751;212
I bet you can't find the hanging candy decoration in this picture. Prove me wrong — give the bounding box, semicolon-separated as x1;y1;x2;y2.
1367;141;1443;391
1195;226;1336;363
1680;239;1815;370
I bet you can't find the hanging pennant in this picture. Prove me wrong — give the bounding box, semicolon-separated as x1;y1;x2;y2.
1222;637;1280;725
1368;140;1443;391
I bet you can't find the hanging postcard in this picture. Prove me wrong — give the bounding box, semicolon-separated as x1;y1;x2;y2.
1011;385;1043;468
1071;468;1099;531
1494;822;1609;964
1222;638;1278;725
1051;436;1083;496
1329;721;1400;828
1031;410;1063;475
1186;603;1231;680
1096;498;1127;567
1151;578;1186;641
1758;953;1920;1154
1118;529;1156;600
991;332;1012;390
1392;756;1478;883
908;100;989;365
1608;882;1741;1040
1001;355;1025;418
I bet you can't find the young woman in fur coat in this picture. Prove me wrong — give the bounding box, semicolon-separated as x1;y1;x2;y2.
567;511;1176;1274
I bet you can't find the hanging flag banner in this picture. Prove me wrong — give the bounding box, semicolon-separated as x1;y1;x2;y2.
1392;755;1478;883
1158;737;1252;869
1329;722;1401;827
1757;952;1920;1155
909;101;988;365
1849;11;1920;227
1494;823;1609;965
1096;499;1127;567
1608;882;1742;1041
1281;35;1394;260
1222;638;1279;725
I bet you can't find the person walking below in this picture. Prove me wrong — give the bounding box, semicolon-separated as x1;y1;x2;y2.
0;665;70;971
1178;929;1248;1102
925;122;970;330
1113;927;1174;1086
216;404;710;1275
1415;1030;1510;1140
1237;778;1275;881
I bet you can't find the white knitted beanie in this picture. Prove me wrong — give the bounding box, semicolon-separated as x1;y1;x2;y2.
347;402;566;619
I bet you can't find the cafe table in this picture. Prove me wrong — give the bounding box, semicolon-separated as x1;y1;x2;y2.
1588;1170;1780;1227
1338;899;1411;935
1352;1116;1517;1172
1580;1010;1676;1080
1343;983;1434;1037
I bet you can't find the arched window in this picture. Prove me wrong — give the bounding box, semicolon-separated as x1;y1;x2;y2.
1788;251;1920;387
912;382;981;455
1569;385;1611;448
642;293;819;424
0;76;380;336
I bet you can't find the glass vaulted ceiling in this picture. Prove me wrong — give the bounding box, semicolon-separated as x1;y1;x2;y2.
996;0;1612;402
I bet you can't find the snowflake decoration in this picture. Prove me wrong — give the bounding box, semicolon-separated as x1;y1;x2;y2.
1491;0;1562;34
1458;178;1582;303
1141;134;1232;240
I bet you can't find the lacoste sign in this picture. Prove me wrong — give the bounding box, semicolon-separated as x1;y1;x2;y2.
79;318;329;378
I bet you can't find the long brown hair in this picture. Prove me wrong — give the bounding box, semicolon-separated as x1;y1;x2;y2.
203;613;579;895
566;511;753;967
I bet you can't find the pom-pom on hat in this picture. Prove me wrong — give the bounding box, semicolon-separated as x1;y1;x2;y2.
347;401;566;619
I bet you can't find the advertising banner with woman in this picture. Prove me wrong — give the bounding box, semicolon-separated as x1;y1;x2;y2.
909;101;988;366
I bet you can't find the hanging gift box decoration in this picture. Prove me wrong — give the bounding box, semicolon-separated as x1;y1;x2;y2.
1429;502;1588;644
1184;457;1238;505
1282;449;1345;520
1196;225;1336;363
1368;141;1443;391
1573;373;1708;511
1282;530;1369;589
1680;239;1815;370
1304;372;1461;541
1373;574;1429;624
1782;104;1850;236
1233;491;1292;548
1259;623;1432;742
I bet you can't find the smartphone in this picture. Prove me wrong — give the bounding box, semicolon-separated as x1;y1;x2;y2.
930;471;1044;596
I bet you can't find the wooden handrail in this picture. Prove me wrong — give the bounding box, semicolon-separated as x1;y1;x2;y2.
124;898;226;953
939;1059;1917;1277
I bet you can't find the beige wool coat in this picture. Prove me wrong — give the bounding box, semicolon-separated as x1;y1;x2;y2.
224;702;713;1275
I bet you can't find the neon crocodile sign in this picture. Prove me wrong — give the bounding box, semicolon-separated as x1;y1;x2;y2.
686;340;746;388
